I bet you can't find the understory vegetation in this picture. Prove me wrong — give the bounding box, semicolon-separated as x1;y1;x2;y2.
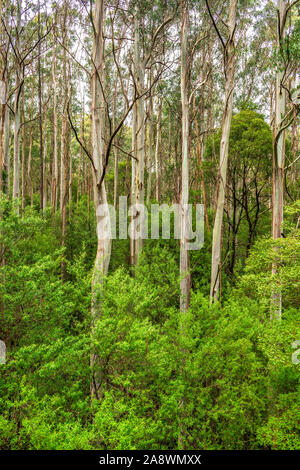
0;194;299;450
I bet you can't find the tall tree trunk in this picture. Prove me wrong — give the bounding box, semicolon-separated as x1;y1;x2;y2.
43;118;48;211
113;76;118;209
21;86;25;213
193;94;210;232
12;0;22;212
68;76;72;221
155;96;162;202
270;0;287;320
60;0;69;279
76;102;85;206
130;100;137;267
178;1;191;451
209;0;238;303
180;0;191;314
146;68;154;205
3;104;9;196
0;72;8;195
290;73;299;183
90;0;112;398
27;123;33;206
134;8;145;261
38;0;43;212
51;29;58;212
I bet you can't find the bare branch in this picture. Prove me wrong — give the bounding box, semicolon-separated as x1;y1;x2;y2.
205;0;226;50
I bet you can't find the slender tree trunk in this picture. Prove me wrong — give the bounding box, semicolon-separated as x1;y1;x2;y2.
76;102;85;206
0;73;8;195
51;31;58;212
3;105;9;196
271;0;287;320
0;97;5;195
210;0;238;303
38;0;43;212
134;8;145;261
290;73;299;183
180;0;191;315
21;86;25;213
130;101;137;267
90;0;112;398
27;124;33;206
12;0;22;211
178;1;191;451
146;68;154;205
193;94;210;232
43;119;48;211
60;0;69;279
68;84;72;220
155;96;162;202
113;77;118;209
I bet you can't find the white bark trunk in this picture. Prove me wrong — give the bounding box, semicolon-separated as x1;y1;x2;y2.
52;36;58;211
180;0;190;314
210;0;238;303
155;97;162;202
134;9;145;261
271;0;287;320
90;0;112;398
12;0;21;210
3;105;10;196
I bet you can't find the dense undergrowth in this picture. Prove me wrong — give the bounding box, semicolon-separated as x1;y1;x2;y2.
0;197;299;450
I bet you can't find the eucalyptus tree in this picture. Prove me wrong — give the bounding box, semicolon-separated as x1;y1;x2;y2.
205;0;239;303
12;0;22;207
51;9;58;212
179;0;190;314
0;0;10;196
1;0;52;211
68;0;169;395
271;0;300;319
129;0;176;265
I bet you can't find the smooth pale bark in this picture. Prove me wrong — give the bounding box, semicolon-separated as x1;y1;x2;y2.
90;0;112;398
0;92;5;194
154;96;162;202
43;146;47;211
13;88;21;203
3;105;9;196
38;0;43;211
27;123;33;206
76;104;85;205
60;0;69;279
134;9;145;261
146;81;154;205
178;2;191;451
0;76;8;194
180;0;190;314
270;0;287;320
130;101;137;267
193;94;210;232
51;33;58;212
113;142;118;209
290;73;299;183
112;78;118;209
272;0;286;241
68;94;72;220
210;0;238;303
0;0;4;193
12;0;22;210
60;114;66;209
21;86;25;213
43;113;48;211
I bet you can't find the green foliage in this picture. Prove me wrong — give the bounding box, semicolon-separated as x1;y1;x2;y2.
0;197;299;450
